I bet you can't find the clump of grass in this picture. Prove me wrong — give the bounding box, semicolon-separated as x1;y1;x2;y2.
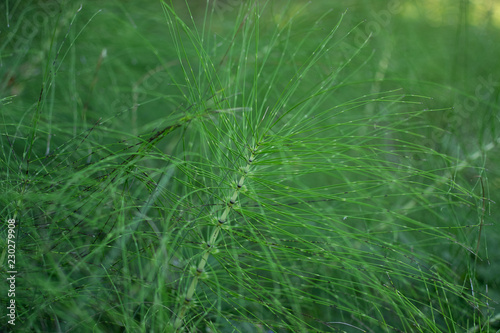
0;0;495;332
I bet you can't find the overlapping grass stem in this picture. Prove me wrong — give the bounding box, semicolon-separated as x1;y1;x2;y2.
173;144;259;330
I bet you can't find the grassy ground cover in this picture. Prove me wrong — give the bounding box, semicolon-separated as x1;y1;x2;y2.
1;0;499;332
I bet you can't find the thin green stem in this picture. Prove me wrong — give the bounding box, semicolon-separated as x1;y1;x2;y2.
172;144;259;331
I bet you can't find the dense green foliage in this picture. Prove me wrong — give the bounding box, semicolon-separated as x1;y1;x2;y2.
1;1;499;332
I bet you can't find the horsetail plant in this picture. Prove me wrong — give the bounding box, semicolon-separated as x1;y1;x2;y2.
1;0;496;332
173;144;259;330
161;2;491;331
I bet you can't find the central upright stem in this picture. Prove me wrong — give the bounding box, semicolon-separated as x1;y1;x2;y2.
172;144;259;331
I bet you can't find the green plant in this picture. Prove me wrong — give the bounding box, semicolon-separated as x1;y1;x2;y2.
1;1;497;332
